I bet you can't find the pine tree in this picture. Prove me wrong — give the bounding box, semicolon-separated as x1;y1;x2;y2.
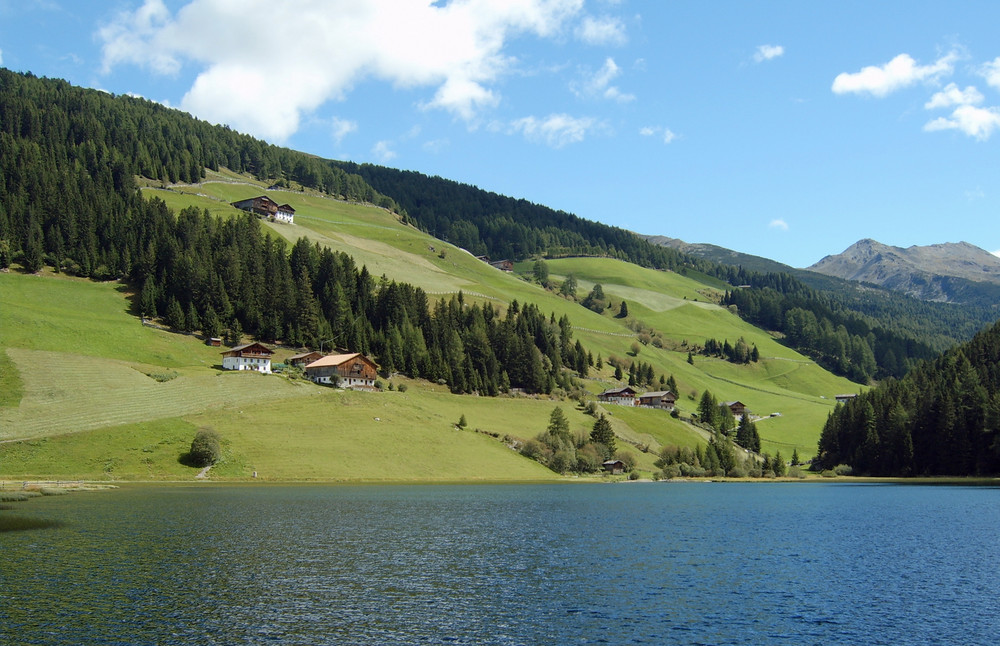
590;414;616;454
547;406;571;442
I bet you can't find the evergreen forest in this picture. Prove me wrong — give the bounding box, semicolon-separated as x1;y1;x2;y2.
816;318;1000;476
0;68;997;396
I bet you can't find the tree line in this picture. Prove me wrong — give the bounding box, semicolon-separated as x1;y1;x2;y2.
816;318;1000;476
108;199;590;396
0;68;404;277
2;68;996;390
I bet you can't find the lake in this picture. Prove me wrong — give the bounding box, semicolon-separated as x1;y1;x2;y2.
2;482;999;645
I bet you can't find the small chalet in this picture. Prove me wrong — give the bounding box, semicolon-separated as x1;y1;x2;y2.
602;459;626;475
835;394;858;405
221;342;274;374
489;259;514;272
287;351;324;368
637;390;676;410
725;401;748;417
304;353;379;390
275;203;295;224
597;386;637;406
231;195;279;218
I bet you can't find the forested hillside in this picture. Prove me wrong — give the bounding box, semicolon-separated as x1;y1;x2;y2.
0;69;581;396
1;68;994;389
816;319;1000;476
0;68;403;280
331;162;996;383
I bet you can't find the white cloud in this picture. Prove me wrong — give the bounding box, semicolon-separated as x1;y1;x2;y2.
509;113;598;147
98;0;587;142
965;186;985;202
372;140;397;162
980;57;1000;90
640;125;676;144
423;138;450;154
331;117;358;144
573;57;634;103
992;249;1000;259
575;15;626;46
924;104;1000;140
0;48;4;66
924;83;984;109
753;44;784;63
769;219;789;231
832;52;958;97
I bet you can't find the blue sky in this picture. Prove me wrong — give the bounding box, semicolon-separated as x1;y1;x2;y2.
2;0;999;267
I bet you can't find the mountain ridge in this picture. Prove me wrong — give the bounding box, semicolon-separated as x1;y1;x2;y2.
808;238;1000;304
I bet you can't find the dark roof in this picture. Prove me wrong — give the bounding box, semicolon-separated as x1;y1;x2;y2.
599;386;636;397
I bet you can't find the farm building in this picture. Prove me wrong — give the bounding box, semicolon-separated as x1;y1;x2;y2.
637;390;676;410
602;459;626;475
231;195;295;223
275;203;295;223
725;401;749;417
304;353;379;390
231;195;278;218
597;386;637;406
835;394;858;405
287;351;324;368
221;342;274;374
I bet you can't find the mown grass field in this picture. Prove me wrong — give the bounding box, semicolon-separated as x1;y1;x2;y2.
2;178;867;479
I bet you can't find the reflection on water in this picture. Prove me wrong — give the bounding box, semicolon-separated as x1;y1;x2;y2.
1;483;999;645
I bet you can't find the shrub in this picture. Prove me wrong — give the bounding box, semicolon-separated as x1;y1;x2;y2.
833;464;854;476
628;471;640;480
397;383;408;393
187;428;222;467
661;464;682;479
549;449;576;474
727;466;748;478
679;463;706;478
519;438;547;461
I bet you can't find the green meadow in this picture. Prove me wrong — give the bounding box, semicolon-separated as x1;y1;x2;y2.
1;180;865;480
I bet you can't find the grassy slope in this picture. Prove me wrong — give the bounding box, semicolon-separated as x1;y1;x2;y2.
1;176;862;479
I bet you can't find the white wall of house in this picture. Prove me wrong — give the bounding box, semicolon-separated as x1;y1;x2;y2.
275;209;294;223
222;356;272;373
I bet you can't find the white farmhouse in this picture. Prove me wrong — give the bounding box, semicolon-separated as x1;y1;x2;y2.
221;342;274;374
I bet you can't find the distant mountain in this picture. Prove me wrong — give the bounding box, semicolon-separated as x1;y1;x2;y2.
640;235;871;293
808;239;1000;305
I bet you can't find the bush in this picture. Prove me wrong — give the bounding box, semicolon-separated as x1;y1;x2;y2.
788;466;807;479
397;383;408;393
727;466;748;478
679;463;706;478
833;464;854;476
549;449;576;474
187;428;222;467
661;464;682;479
628;471;640;480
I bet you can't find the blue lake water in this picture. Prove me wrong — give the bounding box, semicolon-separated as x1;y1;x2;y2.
2;482;999;645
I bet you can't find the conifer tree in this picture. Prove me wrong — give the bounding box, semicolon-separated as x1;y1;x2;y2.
590;414;616;454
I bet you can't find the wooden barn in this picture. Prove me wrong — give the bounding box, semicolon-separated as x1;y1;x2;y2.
725;401;749;417
231;195;279;218
602;459;626;475
287;351;324;368
304;353;379;390
637;390;676;410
